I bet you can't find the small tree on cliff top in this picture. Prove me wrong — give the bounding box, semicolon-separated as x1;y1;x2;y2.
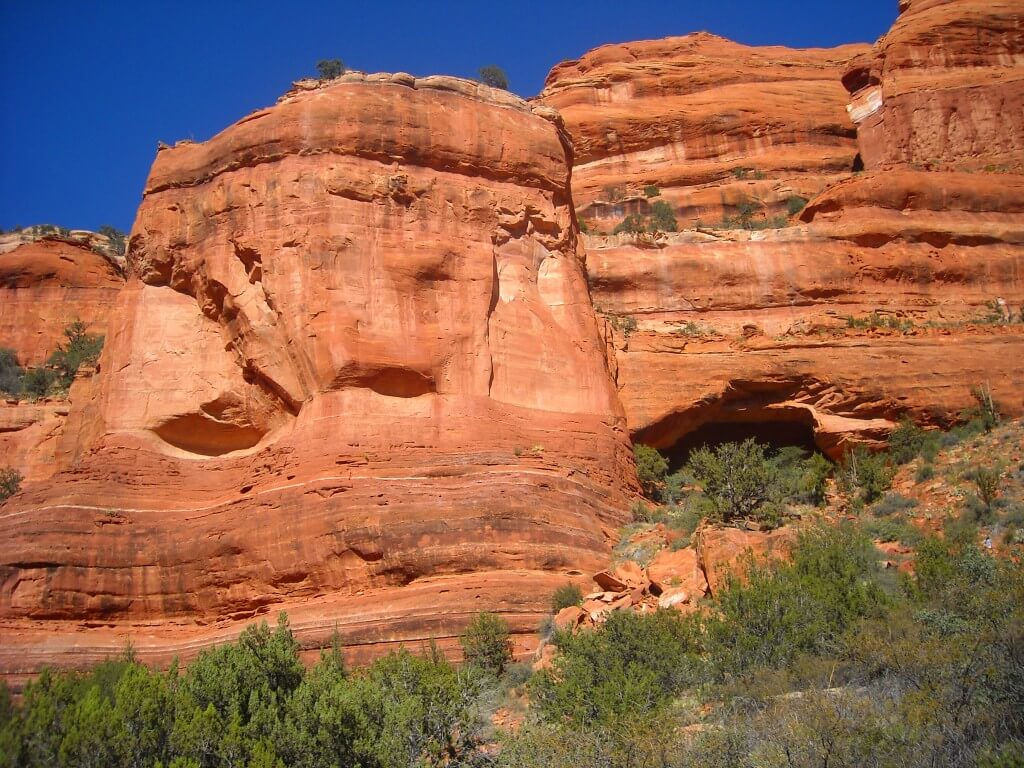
316;59;346;80
478;65;509;90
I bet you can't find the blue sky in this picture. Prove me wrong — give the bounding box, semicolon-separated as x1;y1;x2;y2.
0;1;896;233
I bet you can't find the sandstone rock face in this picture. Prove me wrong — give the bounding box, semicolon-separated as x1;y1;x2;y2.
588;170;1024;455
540;33;868;227
844;0;1024;171
563;16;1024;457
0;234;124;366
0;77;635;682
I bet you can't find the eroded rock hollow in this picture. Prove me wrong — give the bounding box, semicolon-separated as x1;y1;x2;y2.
0;76;636;683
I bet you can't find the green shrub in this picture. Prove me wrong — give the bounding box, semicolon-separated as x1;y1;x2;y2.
478;65;509;90
872;492;918;517
771;447;832;506
0;348;25;397
706;523;887;674
643;185;661;198
0;467;22;502
530;610;700;726
21;366;57;399
48;319;104;388
647;200;677;232
315;58;345;80
97;225;126;256
863;516;923;546
838;446;894;503
551;584;583;613
889;418;929;464
459;612;512;677
687;439;778;524
785;196;808;216
970;466;1002;509
916;463;936;483
612;214;645;235
633;444;668;500
966;383;1001;431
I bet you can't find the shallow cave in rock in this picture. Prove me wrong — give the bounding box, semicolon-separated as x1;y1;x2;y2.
662;419;822;472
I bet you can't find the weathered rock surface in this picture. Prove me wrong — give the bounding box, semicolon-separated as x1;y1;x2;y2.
0;233;124;366
844;0;1024;171
587;170;1024;455
567;15;1024;455
0;76;635;682
540;33;868;227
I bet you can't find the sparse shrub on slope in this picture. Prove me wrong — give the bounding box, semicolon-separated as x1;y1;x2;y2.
687;438;779;524
0;467;22;503
551;584;583;613
460;611;512;677
633;444;668;501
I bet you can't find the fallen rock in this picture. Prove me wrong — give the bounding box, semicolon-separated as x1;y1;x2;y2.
647;547;708;601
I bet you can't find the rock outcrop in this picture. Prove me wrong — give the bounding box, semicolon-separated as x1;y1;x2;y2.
540;33;868;227
552;13;1024;456
844;0;1024;171
0;232;124;366
0;76;635;683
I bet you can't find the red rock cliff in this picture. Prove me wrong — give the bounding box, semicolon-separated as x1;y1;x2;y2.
0;75;635;683
547;17;1024;456
844;0;1024;171
540;33;868;227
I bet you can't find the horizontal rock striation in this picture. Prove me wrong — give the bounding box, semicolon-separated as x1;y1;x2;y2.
844;0;1024;171
0;76;636;682
540;32;868;227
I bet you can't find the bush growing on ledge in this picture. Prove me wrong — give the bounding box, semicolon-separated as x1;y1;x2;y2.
0;348;25;398
48;319;104;389
551;584;584;613
612;214;645;236
315;58;345;80
97;224;126;256
0;467;22;502
643;185;661;198
478;65;509;90
648;200;678;232
786;195;808;216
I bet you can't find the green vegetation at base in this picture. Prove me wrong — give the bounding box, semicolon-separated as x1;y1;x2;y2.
503;524;1023;767
0;614;497;768
2;521;1020;767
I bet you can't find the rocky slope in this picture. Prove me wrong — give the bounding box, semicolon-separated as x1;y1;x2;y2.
0;75;636;684
540;33;868;227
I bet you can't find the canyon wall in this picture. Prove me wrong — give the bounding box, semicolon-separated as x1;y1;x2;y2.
540;32;868;227
0;75;636;685
546;3;1024;455
844;0;1024;171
